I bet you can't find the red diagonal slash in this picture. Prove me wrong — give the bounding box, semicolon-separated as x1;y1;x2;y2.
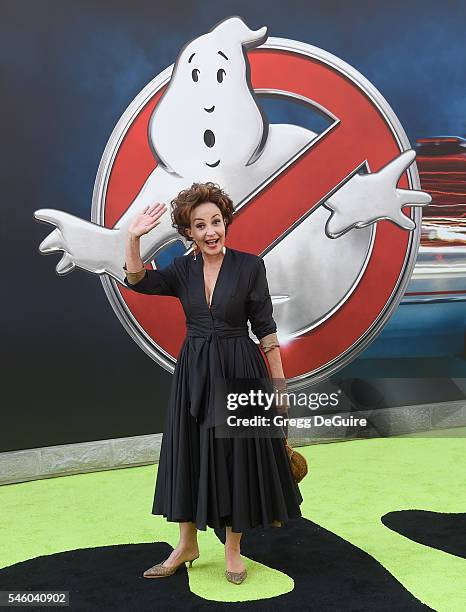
227;49;409;253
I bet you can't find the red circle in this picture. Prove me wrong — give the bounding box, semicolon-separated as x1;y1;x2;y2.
104;48;411;377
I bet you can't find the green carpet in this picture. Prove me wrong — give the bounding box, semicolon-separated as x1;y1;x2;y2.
0;430;464;610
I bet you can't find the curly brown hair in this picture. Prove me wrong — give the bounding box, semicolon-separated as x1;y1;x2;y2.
170;182;234;242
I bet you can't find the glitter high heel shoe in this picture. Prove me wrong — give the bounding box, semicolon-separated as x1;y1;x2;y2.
225;567;247;584
143;554;199;578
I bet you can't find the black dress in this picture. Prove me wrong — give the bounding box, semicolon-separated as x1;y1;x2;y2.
124;246;303;533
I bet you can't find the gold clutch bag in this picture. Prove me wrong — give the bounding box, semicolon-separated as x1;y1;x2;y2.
271;381;308;484
285;439;308;483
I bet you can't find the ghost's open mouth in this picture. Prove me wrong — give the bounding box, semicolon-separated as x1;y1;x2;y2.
206;160;220;167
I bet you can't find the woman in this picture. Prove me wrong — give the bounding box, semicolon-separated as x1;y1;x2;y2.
123;182;302;584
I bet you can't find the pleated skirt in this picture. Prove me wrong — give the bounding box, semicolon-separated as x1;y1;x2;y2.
152;336;303;533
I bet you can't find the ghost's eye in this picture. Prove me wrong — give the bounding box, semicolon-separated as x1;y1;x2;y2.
192;69;200;82
217;68;226;83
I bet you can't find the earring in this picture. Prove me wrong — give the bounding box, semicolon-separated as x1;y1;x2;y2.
193;243;197;260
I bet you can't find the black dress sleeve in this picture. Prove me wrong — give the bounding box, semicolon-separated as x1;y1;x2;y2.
247;257;278;341
123;261;178;297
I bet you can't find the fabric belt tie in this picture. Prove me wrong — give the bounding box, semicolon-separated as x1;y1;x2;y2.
186;326;249;427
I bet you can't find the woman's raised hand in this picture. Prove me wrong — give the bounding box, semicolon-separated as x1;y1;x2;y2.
128;203;168;238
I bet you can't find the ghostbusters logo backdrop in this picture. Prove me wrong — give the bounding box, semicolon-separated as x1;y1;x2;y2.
35;16;430;387
3;1;465;451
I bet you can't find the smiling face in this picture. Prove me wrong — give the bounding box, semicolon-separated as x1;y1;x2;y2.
185;202;226;257
148;17;268;179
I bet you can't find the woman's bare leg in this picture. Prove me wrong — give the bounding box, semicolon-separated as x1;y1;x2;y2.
162;521;199;567
225;526;246;573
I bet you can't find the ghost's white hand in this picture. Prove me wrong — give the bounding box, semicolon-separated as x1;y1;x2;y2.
34;209;121;276
34;164;190;283
324;150;431;238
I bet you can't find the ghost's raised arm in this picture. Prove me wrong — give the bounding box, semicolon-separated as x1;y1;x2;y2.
35;165;190;284
324;150;431;238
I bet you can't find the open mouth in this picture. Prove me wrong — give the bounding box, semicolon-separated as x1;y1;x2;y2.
206;160;220;167
205;238;219;248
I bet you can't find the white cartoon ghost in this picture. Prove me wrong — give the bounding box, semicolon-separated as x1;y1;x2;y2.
34;16;431;340
149;17;269;178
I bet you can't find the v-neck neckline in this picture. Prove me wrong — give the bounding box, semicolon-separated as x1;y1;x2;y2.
200;246;228;310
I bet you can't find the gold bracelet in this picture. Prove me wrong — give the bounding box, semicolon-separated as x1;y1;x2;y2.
260;332;280;353
123;264;146;285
